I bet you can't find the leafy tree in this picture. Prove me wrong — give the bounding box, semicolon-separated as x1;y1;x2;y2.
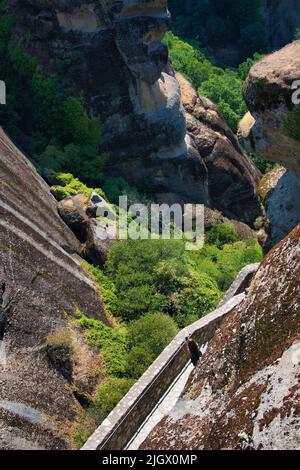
126;313;178;378
0;10;104;185
206;223;240;248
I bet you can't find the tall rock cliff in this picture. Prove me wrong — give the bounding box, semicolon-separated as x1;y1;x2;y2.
239;40;300;243
5;0;262;225
0;128;109;449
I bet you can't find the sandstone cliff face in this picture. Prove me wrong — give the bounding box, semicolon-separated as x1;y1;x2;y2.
141;224;300;450
239;40;300;243
0;128;108;449
177;74;262;224
6;0;262;225
258;167;300;248
242;40;300;180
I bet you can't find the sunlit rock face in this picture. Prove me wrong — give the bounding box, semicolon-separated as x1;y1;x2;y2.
6;0;262;222
242;40;300;181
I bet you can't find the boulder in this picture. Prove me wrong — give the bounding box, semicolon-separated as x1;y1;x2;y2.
58;193;90;242
85;218;117;267
141;224;300;450
259;167;300;247
242;40;300;180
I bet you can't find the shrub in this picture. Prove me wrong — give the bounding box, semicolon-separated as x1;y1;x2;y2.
126;345;155;379
83;263;119;318
76;310;128;377
50;173;106;201
283;106;300;143
128;313;178;355
206;223;240;248
95;377;135;415
170;272;222;326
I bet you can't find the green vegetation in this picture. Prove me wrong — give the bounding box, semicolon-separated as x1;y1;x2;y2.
283;106;300;143
294;27;300;40
76;310;128;377
169;0;267;62
73;228;262;446
126;313;178;378
0;10;105;185
50;173;106;201
205;223;240;248
164;32;263;132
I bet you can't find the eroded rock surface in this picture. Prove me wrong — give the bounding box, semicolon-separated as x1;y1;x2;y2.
141;224;300;450
177;73;262;225
0;128;109;449
242;40;300;179
259;167;300;247
6;0;262;225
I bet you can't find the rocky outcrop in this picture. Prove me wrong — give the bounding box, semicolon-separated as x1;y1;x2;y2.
58;193;90;242
242;40;300;179
177;73;262;225
141;224;300;450
239;40;300;244
0;128;109;450
258;167;300;247
6;0;262;225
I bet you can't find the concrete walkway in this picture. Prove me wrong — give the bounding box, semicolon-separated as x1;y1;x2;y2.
127;343;208;450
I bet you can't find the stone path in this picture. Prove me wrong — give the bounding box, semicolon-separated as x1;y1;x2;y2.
127;343;208;450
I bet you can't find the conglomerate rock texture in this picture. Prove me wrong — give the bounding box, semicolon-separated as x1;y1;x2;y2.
0;128;109;449
141;224;300;450
6;0;262;225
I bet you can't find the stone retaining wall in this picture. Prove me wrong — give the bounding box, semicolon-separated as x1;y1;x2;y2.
82;265;259;451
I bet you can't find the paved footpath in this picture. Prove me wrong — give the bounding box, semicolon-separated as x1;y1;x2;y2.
127;343;208;450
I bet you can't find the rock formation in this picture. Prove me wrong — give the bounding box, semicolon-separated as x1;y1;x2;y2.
242;40;300;179
0;127;109;450
258;167;300;247
6;0;262;225
177;73;262;225
239;40;300;243
141;223;300;450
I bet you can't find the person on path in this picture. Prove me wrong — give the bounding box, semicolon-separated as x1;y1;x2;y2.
186;336;202;367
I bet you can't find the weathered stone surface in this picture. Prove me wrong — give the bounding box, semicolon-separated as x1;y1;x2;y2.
0;128;109;450
6;0;262;225
177;73;262;224
259;167;300;247
58;193;90;242
242;40;300;179
85;218;117;267
141;224;300;450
